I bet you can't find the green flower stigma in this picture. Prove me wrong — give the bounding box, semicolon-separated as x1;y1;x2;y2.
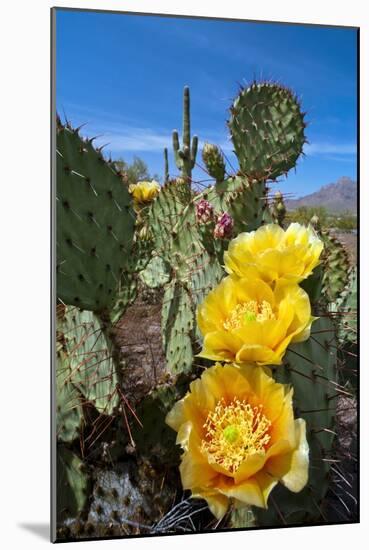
244;311;257;322
223;425;240;444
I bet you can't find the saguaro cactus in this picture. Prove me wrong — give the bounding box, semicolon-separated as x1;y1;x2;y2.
163;147;169;183
172;86;198;181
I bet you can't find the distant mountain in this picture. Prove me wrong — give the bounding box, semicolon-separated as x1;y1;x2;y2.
286;177;357;214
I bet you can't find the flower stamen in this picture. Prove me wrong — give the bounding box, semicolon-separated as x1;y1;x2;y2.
223;300;275;330
201;398;271;473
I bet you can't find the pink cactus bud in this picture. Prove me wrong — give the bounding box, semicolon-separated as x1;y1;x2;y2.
196;198;214;224
214;212;234;239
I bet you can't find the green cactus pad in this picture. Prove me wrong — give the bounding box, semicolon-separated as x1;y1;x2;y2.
321;230;351;303
255;317;338;525
132;384;181;464
199;175;267;236
188;249;224;342
109;238;153;324
300;264;324;305
139;255;171;288
228;82;306;181
334;267;357;344
57;446;91;523
148;179;192;260
162;280;194;374
56;120;135;312
330;267;357;387
57;306;119;417
56;348;83;443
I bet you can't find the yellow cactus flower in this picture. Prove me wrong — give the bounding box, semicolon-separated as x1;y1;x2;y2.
129;180;160;209
197;275;314;365
166;362;309;519
224;223;323;284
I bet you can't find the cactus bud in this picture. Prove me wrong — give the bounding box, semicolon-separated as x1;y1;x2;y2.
310;215;320;229
276;201;286;217
195;198;214;224
272;190;286;227
214;212;234;239
175;176;188;186
202;143;226;183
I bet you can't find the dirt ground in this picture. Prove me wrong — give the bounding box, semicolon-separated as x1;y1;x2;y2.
113;287;168;404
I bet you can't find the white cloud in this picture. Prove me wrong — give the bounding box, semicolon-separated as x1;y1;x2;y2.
304;142;357;156
97;127;171;152
82;121;234;154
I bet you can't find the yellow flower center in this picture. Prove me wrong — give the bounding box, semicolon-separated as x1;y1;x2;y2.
223;300;275;330
201;398;271;473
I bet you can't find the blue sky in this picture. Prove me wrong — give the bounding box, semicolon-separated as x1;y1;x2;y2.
56;9;357;198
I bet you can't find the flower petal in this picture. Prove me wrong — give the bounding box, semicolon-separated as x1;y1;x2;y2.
281;418;309;492
166;398;186;432
219;477;265;508
180;430;218;489
254;470;279;507
234;452;267;483
197;277;238;333
236;344;277;365
191;488;229;520
200;330;243;361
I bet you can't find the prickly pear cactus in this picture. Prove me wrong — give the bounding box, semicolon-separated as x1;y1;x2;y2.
57;306;119;430
321;230;351;303
255;317;338;525
57;445;91;523
56;118;136;313
161;280;194;375
55;79;356;539
132;384;182;464
109;237;153;324
139;255;170;289
334;267;357;345
197;175;268;237
330;268;357;388
56;349;84;443
228;82;306;181
148;178;193;259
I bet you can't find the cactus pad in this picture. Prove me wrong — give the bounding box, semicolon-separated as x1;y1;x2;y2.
255;317;338;525
228;82;306;181
162;280;194;375
57;446;91;523
56;119;135;312
321;230;351;303
57;306;119;417
139;255;171;288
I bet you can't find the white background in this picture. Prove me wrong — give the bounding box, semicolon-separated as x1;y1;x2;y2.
0;0;367;548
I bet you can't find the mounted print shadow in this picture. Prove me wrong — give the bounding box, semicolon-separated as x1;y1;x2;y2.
52;6;359;542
